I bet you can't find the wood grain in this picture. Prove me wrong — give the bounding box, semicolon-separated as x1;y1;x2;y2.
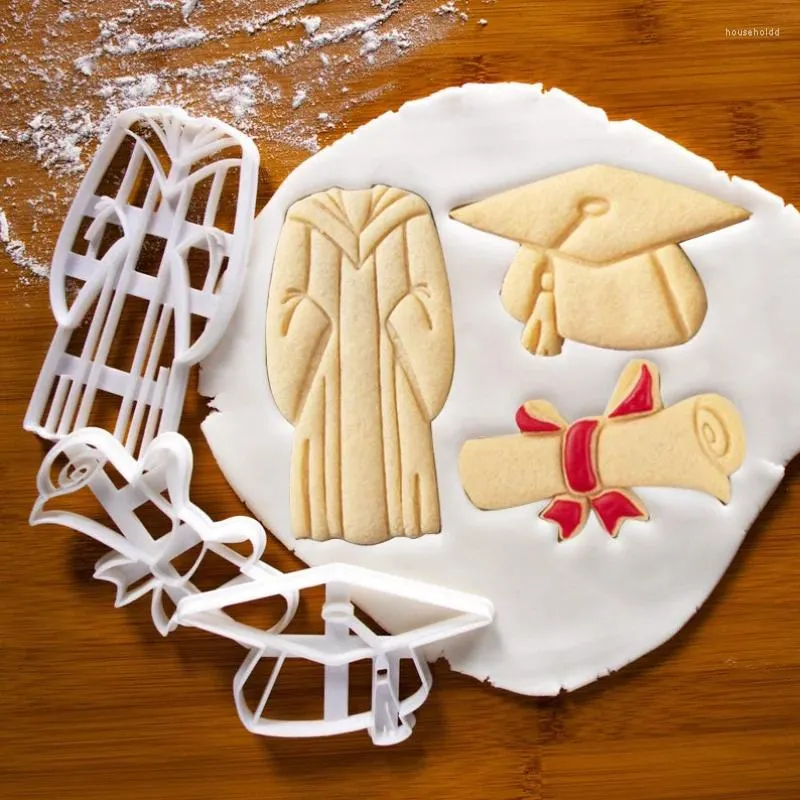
2;2;800;799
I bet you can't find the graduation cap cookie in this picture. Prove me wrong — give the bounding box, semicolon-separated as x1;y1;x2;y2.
451;164;750;356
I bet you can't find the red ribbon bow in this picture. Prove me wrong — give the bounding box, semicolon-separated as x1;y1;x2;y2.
516;363;656;540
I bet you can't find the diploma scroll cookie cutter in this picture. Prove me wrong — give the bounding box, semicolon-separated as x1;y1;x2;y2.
30;427;299;637
176;564;495;745
24;106;260;458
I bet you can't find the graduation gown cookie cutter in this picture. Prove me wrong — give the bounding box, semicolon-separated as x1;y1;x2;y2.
266;186;456;545
451;164;751;356
24;106;259;458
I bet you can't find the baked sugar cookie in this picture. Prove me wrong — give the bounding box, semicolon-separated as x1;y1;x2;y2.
201;83;800;695
266;187;454;545
460;360;746;540
451;165;750;356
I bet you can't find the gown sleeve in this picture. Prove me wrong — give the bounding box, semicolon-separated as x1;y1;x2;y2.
386;210;455;420
266;216;332;424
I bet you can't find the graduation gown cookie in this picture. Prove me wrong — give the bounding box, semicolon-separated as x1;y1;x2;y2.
266;187;455;545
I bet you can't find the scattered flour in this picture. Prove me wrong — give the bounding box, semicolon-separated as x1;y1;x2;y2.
0;208;50;281
436;1;469;21
182;0;201;22
300;16;322;35
0;0;483;284
292;87;309;109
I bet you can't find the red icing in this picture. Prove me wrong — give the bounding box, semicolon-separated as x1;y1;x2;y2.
516;365;659;541
516;405;562;433
608;364;655;418
563;419;599;495
591;490;646;535
541;498;585;540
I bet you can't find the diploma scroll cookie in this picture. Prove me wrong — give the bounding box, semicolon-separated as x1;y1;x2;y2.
450;165;750;356
459;360;747;540
266;186;455;546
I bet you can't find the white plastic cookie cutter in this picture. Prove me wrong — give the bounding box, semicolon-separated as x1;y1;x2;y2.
176;565;495;745
25;106;259;457
30;427;297;636
24;104;495;747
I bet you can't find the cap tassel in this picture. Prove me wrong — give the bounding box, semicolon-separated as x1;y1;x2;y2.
520;268;562;356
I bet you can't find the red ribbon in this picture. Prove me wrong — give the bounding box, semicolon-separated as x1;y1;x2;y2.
517;363;655;540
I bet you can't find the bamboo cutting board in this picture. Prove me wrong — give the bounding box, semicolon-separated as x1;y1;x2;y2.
1;2;799;798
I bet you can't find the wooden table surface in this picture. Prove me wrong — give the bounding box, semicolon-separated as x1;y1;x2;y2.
2;2;799;798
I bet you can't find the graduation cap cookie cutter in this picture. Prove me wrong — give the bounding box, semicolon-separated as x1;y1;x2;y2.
176;564;494;745
25;106;259;457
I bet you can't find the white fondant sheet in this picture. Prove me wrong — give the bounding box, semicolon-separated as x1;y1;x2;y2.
200;83;800;695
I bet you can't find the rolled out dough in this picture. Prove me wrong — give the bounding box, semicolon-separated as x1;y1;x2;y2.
200;83;800;695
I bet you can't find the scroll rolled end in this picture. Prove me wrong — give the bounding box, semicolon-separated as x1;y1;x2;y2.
693;394;746;479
